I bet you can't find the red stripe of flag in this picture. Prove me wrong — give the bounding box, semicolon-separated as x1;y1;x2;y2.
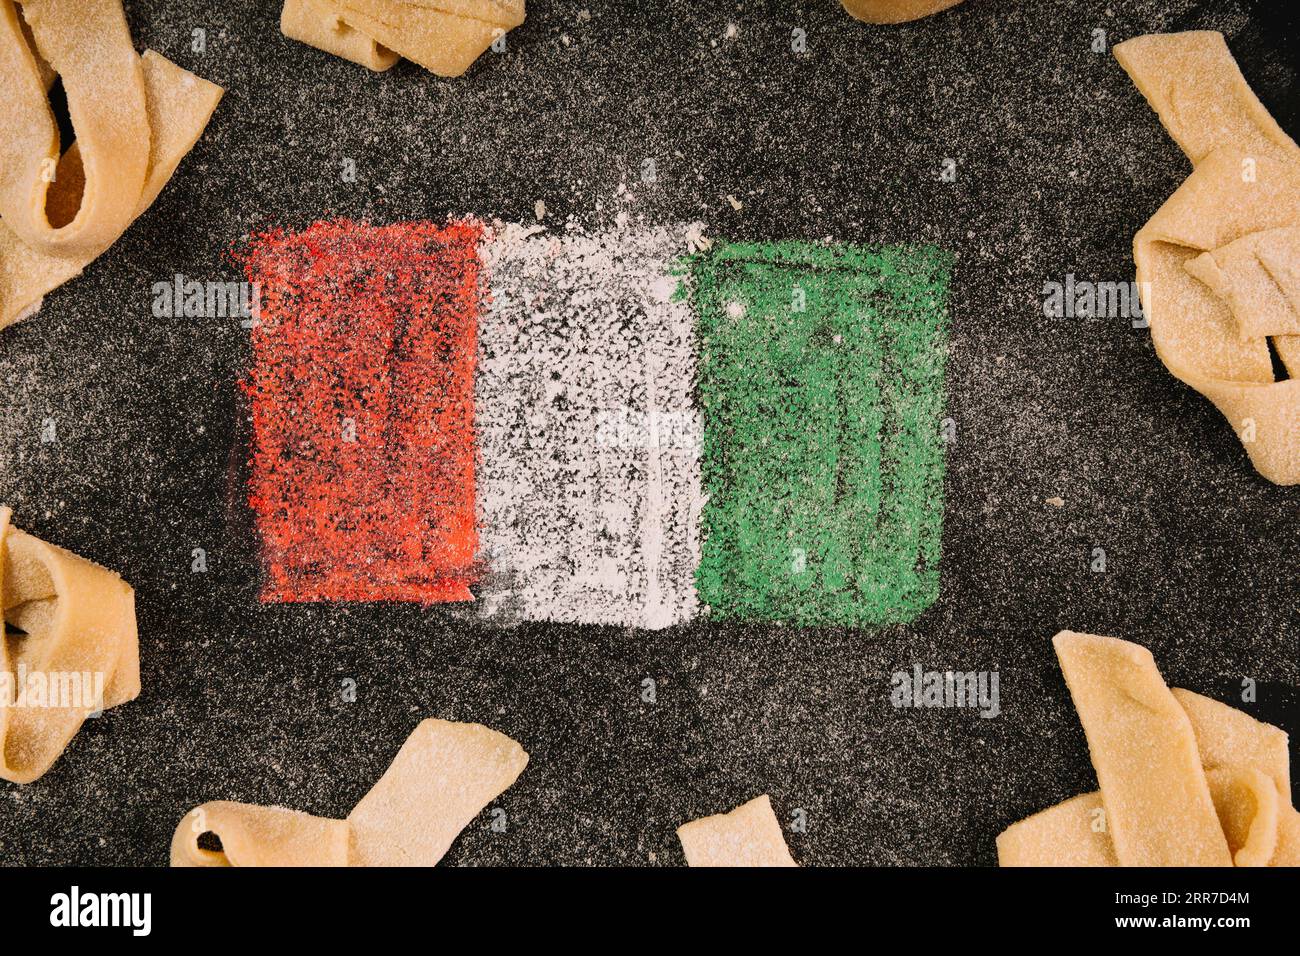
241;219;482;603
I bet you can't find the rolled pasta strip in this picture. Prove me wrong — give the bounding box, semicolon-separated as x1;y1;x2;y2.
1114;32;1300;484
280;0;524;77
170;719;529;867
1206;768;1279;868
171;803;351;867
14;6;51;89
1000;770;1290;868
839;0;965;24
0;507;140;784
280;0;399;72
676;794;798;867
347;717;529;865
0;25;224;330
1133;149;1300;483
1172;687;1291;803
1052;631;1231;866
0;0;148;257
999;636;1297;867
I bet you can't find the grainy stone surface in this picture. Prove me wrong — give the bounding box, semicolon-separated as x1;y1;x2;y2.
0;0;1296;867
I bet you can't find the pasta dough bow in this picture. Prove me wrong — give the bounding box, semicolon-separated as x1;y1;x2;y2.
280;0;525;76
171;719;528;866
1115;32;1300;484
0;0;224;330
0;506;140;784
996;632;1300;867
0;0;148;257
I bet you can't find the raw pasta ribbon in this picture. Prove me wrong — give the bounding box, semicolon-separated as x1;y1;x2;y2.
677;794;799;867
171;718;529;866
1116;32;1300;484
0;506;140;784
0;0;223;330
280;0;525;76
997;631;1299;867
839;0;965;24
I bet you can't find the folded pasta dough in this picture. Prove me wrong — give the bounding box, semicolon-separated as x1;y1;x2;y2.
1115;32;1300;485
1184;228;1300;340
1171;687;1291;802
15;7;51;89
1134;149;1300;483
1000;766;1290;868
280;0;524;77
347;717;529;865
999;634;1297;867
996;792;1118;867
839;0;965;24
171;719;529;867
1052;631;1231;866
0;7;224;331
280;0;399;71
676;794;798;867
170;803;351;867
0;0;149;257
1113;32;1296;167
1206;768;1278;868
0;506;139;784
1182;689;1294;868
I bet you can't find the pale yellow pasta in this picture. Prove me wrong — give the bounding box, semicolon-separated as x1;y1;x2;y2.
1207;768;1278;868
1053;631;1230;866
171;719;529;867
280;0;399;72
997;792;1117;867
0;506;140;784
1184;229;1300;340
998;632;1297;868
279;0;525;77
1115;32;1300;484
0;2;224;330
839;0;965;24
677;794;798;867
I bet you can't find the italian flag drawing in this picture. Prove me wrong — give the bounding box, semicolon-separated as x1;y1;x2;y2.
241;219;951;630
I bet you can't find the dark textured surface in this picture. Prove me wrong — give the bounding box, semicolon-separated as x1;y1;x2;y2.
0;0;1296;867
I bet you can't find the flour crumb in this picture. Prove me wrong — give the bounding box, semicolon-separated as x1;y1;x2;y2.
685;222;712;252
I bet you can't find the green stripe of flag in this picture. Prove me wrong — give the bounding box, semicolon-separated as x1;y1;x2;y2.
688;239;950;627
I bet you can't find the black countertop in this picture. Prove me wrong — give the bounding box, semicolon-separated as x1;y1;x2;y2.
0;0;1296;866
